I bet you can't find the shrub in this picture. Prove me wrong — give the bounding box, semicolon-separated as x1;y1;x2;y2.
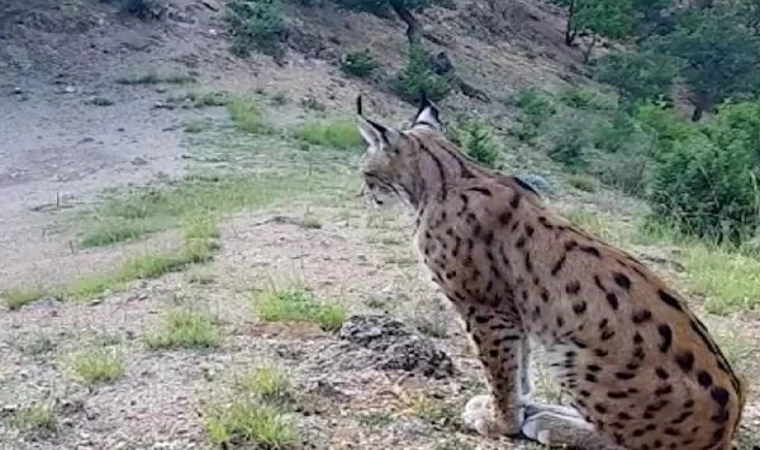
545;111;593;168
513;89;556;142
225;0;287;59
458;119;500;168
394;45;451;103
340;50;380;78
593;51;675;107
120;0;165;19
649;132;759;242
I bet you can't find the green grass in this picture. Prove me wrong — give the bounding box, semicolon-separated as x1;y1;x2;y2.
252;287;346;332
116;70;195;85
291;120;363;150
12;403;57;434
169;90;229;108
357;411;395;429
79;174;299;248
145;307;221;350
228;97;266;133
682;245;760;315
408;394;459;428
1;287;50;310
236;366;292;405
69;347;125;384
204;401;299;449
567;174;599;193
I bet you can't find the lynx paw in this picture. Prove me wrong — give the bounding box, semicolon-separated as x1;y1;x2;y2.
462;394;523;438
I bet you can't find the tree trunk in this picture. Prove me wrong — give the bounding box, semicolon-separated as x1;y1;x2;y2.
565;0;577;45
389;0;421;45
691;93;712;122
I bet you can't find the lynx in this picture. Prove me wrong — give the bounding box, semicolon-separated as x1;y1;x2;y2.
356;96;745;450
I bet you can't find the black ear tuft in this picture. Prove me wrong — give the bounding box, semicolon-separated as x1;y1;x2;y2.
367;119;388;137
356;95;363;116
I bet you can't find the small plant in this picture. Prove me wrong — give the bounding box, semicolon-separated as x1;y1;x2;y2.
546;111;593;168
357;411;395;428
228;97;266;134
409;394;458;428
458;119;500;168
144;308;221;350
252;287;346;332
567;174;599;192
2;287;49;310
394;45;451;103
514;89;556;142
116;70;194;85
340;50;380;78
204;401;299;449
291;120;363;150
237;366;292;405
187;268;216;285
85;96;114;106
270;91;288;105
69;347;126;384
13;403;57;434
169;91;229;108
17;333;59;356
225;0;287;59
120;0;166;19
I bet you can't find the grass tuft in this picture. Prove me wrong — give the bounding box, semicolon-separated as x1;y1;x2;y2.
13;403;57;434
69;347;126;384
204;401;299;449
291;120;363;150
144;307;221;350
252;287;346;332
408;393;458;428
228;97;266;134
237;366;292;405
116;70;195;85
2;288;50;310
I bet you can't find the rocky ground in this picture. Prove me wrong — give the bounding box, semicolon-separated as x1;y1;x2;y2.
1;0;759;449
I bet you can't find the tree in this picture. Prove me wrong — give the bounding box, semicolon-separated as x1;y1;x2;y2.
333;0;438;44
655;8;760;120
594;50;676;106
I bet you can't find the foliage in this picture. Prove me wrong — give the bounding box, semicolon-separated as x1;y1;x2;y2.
340;50;380;78
594;51;676;106
225;0;287;59
648;105;760;242
394;45;451;103
291;120;363;150
513;89;556;142
654;7;760;120
455;119;500;168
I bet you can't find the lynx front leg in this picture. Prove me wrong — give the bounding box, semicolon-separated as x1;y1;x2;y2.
520;335;533;397
460;305;527;438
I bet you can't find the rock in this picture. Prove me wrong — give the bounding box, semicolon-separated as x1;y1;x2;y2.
131;156;148;166
64;86;76;94
515;172;552;194
200;0;220;11
337;315;455;378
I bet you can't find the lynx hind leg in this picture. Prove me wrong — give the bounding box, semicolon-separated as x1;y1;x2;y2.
522;411;625;450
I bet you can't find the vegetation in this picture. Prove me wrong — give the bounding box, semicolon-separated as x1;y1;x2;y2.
225;0;287;59
292;120;363;150
340;50;380;78
145;307;222;350
2;287;51;310
451;118;501;168
252;287;346;332
120;0;166;19
236;366;293;405
116;70;194;85
69;347;126;384
12;403;57;434
228;97;267;133
394;45;451;103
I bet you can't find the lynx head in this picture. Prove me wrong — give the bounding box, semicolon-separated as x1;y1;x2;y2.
356;95;443;209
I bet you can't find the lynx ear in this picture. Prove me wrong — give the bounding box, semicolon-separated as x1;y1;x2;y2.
412;94;442;130
356;95;401;150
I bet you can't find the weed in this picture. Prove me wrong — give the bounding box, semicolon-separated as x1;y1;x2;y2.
2;288;50;310
116;70;194;85
85;96;114;106
69;347;125;384
409;394;458;428
435;437;475;450
567;174;599;192
228;97;266;133
144;307;221;350
187;268;216;285
204;401;298;449
184;120;208;134
237;366;292;405
301;213;323;229
291;120;363;150
16;333;59;357
172;90;229;108
252;287;346;332
12;403;57;434
357;411;395;428
340;50;380;78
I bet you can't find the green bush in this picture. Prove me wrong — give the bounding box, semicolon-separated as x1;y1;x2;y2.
514;89;556;142
394;45;451;103
546;111;593;168
593;51;675;107
648;103;760;242
225;0;287;59
456;119;500;168
340;50;380;78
